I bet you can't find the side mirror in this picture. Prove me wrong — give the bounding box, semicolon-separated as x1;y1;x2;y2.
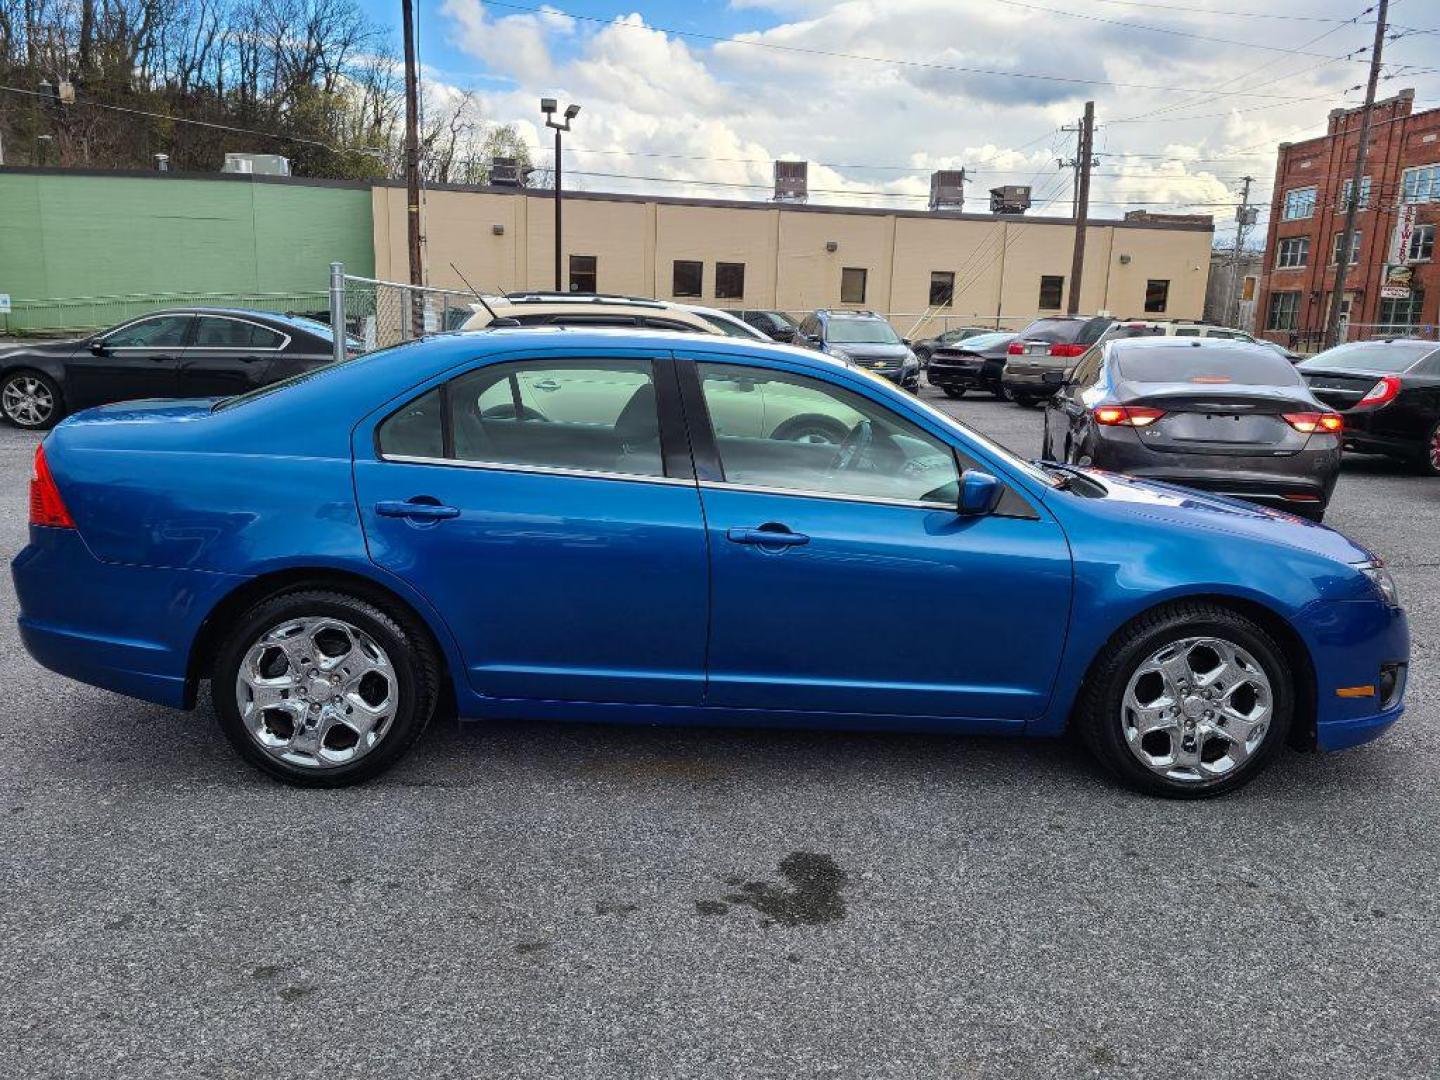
902;338;912;347
804;333;821;344
1041;370;1066;385
89;340;110;356
958;469;1003;517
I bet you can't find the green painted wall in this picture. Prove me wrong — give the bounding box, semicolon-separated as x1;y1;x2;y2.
0;170;374;332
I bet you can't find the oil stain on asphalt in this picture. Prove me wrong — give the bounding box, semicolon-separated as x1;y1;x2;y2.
699;852;847;927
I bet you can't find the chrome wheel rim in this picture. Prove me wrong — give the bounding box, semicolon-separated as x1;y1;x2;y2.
1121;636;1273;784
2;376;54;426
1429;425;1440;472
235;616;398;769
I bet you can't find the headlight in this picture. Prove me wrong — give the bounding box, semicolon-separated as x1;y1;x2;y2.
826;346;852;361
1360;564;1400;607
903;350;919;369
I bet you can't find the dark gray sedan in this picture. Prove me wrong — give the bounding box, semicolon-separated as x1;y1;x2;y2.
1041;337;1343;521
925;332;1018;399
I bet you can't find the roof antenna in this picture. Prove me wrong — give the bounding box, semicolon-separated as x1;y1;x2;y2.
450;262;519;327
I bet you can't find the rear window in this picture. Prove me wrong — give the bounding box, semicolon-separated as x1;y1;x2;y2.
1017;318;1085;344
1116;345;1303;387
953;332;1011;350
1299;341;1436;374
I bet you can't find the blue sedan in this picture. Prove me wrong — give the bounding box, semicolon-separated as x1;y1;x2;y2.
12;329;1409;797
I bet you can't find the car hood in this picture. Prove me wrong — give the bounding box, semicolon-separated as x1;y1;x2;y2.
1052;466;1377;565
830;343;909;361
0;336;87;359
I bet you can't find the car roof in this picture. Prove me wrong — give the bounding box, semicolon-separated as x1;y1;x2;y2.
1106;335;1269;353
818;309;885;319
462;297;720;332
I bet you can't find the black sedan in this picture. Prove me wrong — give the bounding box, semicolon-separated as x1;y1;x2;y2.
911;325;994;365
1299;338;1440;476
1042;337;1343;520
925;332;1017;399
0;308;343;429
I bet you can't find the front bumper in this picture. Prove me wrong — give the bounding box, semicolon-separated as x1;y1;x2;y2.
928;356;995;390
1295;598;1409;751
13;527;243;709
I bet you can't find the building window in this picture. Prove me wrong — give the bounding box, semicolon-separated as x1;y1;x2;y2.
1402;164;1440;204
1038;275;1064;310
1378;289;1424;333
569;255;597;293
1282;187;1317;220
1267;291;1301;331
1144;280;1170;314
1408;224;1435;263
672;260;703;298
929;271;955;307
1276;236;1310;269
715;262;745;299
1340;176;1372;210
1331;231;1362;265
841;267;868;304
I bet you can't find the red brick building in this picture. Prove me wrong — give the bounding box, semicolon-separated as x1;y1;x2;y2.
1256;89;1440;350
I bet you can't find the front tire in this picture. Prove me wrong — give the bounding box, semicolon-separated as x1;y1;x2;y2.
1013;393;1043;408
1074;603;1293;798
941;387;967;399
1421;420;1440;477
1;370;63;429
212;589;440;787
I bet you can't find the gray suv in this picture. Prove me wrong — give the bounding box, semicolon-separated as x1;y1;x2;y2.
797;310;922;392
1000;314;1114;407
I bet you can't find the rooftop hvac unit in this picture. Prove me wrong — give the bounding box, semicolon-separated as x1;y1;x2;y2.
222;152;291;177
774;160;808;203
989;185;1032;214
490;156;529;187
929;169;966;211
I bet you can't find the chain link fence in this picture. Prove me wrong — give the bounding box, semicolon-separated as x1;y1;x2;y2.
331;268;478;355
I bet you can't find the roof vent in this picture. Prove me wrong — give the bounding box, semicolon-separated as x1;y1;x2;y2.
774;160;808;203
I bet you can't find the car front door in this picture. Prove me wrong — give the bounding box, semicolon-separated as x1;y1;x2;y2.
180;315;288;397
353;350;710;706
67;313;193;409
680;355;1072;726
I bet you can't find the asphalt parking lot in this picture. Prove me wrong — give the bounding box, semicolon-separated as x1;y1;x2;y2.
1;389;1436;1080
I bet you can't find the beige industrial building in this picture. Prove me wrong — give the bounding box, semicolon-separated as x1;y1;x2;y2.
373;184;1215;334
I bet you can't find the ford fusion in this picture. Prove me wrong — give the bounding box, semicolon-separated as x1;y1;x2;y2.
13;330;1408;797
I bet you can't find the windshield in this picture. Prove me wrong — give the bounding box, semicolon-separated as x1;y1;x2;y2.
1300;341;1436;374
903;390;1057;488
1118;345;1303;386
827;319;902;345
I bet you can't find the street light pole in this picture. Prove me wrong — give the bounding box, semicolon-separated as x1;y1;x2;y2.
542;99;580;292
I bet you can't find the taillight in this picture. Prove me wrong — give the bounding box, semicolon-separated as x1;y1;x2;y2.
1283;412;1344;434
1094;405;1165;427
1358;375;1401;408
1007;342;1025;355
29;444;74;529
1049;343;1087;358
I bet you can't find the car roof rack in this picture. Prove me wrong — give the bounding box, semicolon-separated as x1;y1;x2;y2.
820;309;881;318
502;291;667;309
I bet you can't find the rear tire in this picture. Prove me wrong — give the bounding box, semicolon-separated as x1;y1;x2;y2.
1013;394;1043;408
1420;420;1440;477
1075;602;1293;799
212;589;440;787
941;387;967;399
1;370;64;429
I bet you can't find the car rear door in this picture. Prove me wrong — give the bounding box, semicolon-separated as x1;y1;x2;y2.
353;348;710;707
180;315;287;397
66;313;192;408
677;352;1072;725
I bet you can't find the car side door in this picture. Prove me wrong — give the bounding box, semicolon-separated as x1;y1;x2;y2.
352;349;710;707
678;353;1072;725
1044;347;1102;460
180;315;289;397
66;313;193;409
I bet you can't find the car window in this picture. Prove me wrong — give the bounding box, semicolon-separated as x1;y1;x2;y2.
697;362;960;505
1017;318;1083;344
824;318;902;345
1117;345;1304;386
798;315;819;337
440;358;665;477
1299;341;1436;373
1068;349;1103;387
193;317;285;349
377;388;445;459
103;314;193;348
1077;318;1112;345
1174;327;1201;337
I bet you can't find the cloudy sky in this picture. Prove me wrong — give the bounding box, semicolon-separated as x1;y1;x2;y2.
364;0;1440;246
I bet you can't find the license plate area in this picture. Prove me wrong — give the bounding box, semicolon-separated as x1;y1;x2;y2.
1168;413;1276;443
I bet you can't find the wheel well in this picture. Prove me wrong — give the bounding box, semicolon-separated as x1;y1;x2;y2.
184;568;452;708
1072;594;1318;749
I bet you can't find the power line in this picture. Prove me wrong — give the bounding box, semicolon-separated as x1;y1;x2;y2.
481;0;1349;101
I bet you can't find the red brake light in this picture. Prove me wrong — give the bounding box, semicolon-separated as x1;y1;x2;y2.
1049;343;1087;358
1283;412;1344;434
1094;405;1165;427
1007;342;1024;355
30;445;74;529
1358;375;1401;408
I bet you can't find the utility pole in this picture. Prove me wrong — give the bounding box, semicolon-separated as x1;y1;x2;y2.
1324;0;1387;350
1228;175;1255;328
401;0;424;334
1067;100;1095;316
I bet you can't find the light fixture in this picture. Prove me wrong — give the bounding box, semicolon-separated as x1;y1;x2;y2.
492;224;505;236
825;241;838;253
564;104;581;120
540;98;557;115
